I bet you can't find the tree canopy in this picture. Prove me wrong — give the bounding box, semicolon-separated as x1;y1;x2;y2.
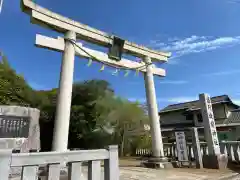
0;56;41;107
0;55;151;155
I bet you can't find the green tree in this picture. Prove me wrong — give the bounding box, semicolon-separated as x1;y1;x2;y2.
68;79;115;149
95;96;148;156
0;53;150;153
0;55;41;107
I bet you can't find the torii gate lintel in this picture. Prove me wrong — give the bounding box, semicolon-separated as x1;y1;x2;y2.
21;0;171;168
35;34;166;77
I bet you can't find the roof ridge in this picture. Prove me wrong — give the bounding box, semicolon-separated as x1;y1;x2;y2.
160;95;231;113
167;100;198;107
166;95;228;107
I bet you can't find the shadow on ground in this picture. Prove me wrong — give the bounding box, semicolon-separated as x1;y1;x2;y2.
227;162;240;174
120;157;240;174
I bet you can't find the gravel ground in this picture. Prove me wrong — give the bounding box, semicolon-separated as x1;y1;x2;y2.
10;159;240;180
34;166;240;180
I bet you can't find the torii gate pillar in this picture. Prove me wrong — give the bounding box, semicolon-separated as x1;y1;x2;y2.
144;56;167;168
52;31;76;152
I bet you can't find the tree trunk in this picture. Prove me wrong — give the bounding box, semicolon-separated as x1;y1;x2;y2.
120;130;125;157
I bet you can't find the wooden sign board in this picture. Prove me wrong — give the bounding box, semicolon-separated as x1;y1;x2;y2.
175;131;188;162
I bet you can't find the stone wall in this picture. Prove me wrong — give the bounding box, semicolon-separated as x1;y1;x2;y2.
0;105;40;152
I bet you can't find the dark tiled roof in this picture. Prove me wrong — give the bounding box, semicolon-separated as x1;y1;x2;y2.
224;110;240;124
159;95;237;114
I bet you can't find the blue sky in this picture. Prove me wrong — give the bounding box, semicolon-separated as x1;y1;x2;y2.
1;0;240;109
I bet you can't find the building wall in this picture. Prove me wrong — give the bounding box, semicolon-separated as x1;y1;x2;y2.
212;104;227;119
160;103;240;143
224;104;238;118
162;127;237;143
160;110;192;125
231;126;240;141
224;104;231;118
160;103;228;127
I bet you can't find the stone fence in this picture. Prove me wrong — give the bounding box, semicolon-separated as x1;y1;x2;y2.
0;145;119;180
136;141;240;163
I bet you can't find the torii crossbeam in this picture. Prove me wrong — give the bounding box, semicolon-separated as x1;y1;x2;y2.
36;34;166;76
21;0;171;168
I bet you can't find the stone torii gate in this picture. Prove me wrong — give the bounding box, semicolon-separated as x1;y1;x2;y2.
20;0;171;166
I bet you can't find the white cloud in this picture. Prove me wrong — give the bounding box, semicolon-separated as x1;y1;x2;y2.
167;58;180;65
127;98;147;103
167;37;181;42
28;81;49;90
150;35;240;58
157;80;188;85
126;79;188;85
167;96;198;103
128;96;197;104
202;69;240;77
232;99;240;105
129;96;240;107
227;0;240;4
149;40;165;47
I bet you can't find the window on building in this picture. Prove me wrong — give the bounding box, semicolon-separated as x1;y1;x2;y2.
186;114;193;121
197;113;203;122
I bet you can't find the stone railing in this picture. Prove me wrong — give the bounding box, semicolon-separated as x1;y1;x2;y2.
135;148;152;156
0;145;119;180
0;138;27;150
136;141;240;163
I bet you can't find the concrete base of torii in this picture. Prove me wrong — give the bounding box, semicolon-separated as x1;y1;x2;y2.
202;154;228;169
141;157;173;169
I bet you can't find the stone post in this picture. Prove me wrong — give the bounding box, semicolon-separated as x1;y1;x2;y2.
175;131;188;163
199;93;228;169
193;113;198;127
199;94;220;155
52;31;76;152
192;128;203;168
143;56;167;168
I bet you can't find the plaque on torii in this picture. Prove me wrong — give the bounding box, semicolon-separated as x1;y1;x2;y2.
21;0;171;166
